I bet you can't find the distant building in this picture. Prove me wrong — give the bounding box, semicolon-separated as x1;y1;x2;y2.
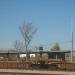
0;50;71;61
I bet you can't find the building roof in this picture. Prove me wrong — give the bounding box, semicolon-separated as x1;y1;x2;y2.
0;50;70;54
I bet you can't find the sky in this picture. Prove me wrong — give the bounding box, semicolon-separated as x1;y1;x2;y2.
0;0;75;50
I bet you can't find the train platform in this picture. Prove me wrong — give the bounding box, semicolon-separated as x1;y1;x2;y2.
0;69;75;75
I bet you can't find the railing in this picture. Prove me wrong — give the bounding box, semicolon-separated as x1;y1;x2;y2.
0;61;31;69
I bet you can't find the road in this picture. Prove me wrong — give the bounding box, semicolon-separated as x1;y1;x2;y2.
0;69;75;75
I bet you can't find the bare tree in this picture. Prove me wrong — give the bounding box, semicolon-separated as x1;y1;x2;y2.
51;43;60;51
19;22;37;61
14;40;23;60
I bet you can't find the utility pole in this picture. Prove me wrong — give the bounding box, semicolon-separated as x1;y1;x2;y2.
71;32;73;62
71;15;74;62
